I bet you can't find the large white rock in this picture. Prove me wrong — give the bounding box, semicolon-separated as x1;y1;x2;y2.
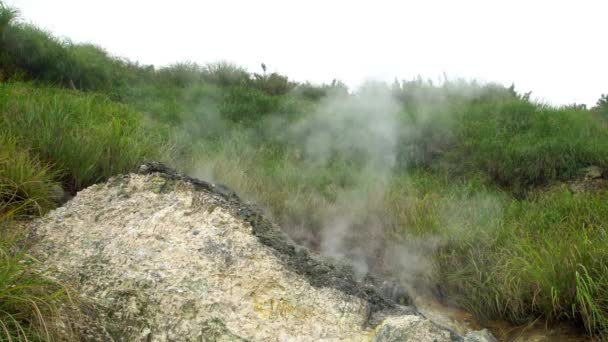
32;163;495;341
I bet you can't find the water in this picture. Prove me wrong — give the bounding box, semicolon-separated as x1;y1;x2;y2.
413;295;592;342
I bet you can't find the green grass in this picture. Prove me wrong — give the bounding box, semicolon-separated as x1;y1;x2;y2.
0;82;171;191
393;82;608;189
0;231;81;341
0;5;135;94
491;190;608;334
0;135;59;220
449;98;608;189
390;177;608;337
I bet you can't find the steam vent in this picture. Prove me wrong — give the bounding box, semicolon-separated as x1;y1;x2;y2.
32;162;496;341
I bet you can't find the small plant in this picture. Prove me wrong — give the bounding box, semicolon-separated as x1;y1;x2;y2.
252;71;295;96
0;135;58;220
0;233;81;341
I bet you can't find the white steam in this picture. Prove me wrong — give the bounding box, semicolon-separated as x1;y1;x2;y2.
290;82;400;175
183;77;507;297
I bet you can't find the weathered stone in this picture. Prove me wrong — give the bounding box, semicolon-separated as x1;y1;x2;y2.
199;318;248;341
464;329;498;342
372;316;455;341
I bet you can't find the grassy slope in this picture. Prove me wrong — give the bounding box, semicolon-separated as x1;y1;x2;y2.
1;1;608;338
0;82;173;192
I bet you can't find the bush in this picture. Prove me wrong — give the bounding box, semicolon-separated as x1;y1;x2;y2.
292;80;349;101
156;62;204;88
253;72;295;96
201;62;250;87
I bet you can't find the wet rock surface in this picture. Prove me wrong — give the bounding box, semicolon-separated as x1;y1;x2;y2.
31;162;495;341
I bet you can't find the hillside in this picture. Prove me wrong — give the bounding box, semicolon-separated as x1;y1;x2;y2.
31;162;498;341
1;2;608;340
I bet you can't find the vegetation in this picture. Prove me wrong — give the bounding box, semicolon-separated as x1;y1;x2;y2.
594;94;608;120
447;96;607;189
1;135;58;220
392;176;608;335
1;1;608;339
0;234;80;341
0;83;172;192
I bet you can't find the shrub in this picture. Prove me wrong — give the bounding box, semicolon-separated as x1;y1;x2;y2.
201;62;250;87
156;62;204;88
253;72;295;96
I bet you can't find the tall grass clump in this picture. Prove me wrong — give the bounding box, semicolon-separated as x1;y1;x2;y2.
0;234;80;341
0;82;170;191
429;188;608;337
0;135;58;220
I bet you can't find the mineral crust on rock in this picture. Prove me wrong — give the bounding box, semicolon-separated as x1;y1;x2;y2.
32;162;495;341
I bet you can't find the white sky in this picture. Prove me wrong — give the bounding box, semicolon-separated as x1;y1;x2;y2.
8;0;608;106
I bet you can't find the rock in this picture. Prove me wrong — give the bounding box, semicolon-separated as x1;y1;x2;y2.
199;318;247;341
372;316;455;341
31;163;496;341
50;184;72;204
579;165;603;179
372;317;496;342
464;329;498;342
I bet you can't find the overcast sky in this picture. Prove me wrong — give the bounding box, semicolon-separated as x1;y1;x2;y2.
8;0;607;106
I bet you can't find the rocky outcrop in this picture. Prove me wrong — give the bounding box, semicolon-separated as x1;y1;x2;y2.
32;162;495;341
